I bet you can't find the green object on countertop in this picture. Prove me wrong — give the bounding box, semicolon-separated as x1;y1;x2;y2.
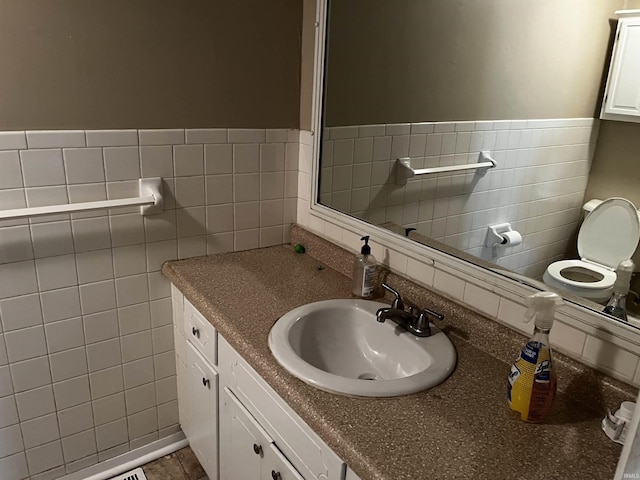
294;244;305;253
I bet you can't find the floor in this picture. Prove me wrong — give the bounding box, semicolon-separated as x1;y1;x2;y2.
140;446;208;480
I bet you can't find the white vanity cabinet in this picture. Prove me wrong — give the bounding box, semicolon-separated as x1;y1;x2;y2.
186;342;219;478
601;11;640;122
217;335;345;480
172;285;219;480
221;387;304;480
171;283;349;480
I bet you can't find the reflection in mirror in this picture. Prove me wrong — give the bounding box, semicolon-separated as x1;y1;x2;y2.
318;1;640;328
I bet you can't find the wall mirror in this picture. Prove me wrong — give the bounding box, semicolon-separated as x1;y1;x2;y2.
315;0;640;331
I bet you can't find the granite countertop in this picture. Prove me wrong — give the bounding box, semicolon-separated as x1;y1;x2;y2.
162;232;634;480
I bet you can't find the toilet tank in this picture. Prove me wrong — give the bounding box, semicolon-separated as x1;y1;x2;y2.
583;199;640;271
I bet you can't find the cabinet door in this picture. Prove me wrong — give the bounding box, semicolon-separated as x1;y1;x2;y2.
220;387;274;480
262;443;305;480
187;342;219;480
174;289;191;438
345;467;362;480
218;336;344;480
602;18;640;121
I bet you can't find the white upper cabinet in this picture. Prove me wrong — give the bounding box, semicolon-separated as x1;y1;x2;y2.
601;12;640;122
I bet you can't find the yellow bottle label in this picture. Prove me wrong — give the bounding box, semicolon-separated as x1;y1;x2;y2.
507;341;556;422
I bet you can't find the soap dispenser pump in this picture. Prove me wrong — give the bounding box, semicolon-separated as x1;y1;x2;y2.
352;236;376;298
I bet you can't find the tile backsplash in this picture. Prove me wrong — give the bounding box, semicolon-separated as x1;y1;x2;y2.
0;128;298;478
319;118;598;280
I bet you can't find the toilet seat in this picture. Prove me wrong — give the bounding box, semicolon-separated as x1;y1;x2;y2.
545;260;616;290
543;198;640;301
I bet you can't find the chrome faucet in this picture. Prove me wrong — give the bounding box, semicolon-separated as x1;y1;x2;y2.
376;283;444;337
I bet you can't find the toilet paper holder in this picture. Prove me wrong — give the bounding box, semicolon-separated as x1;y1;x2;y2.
485;223;522;248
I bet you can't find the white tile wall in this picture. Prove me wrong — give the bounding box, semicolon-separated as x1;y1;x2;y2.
0;128;299;478
320;118;597;280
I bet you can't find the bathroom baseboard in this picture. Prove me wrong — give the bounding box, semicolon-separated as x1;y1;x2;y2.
57;431;188;480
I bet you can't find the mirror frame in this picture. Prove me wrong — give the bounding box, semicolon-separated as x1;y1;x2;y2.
306;0;640;356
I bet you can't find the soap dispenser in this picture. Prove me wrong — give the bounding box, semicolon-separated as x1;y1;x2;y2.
603;259;635;321
352;236;376;298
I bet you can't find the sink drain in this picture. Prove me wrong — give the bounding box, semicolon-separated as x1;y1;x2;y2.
358;373;380;381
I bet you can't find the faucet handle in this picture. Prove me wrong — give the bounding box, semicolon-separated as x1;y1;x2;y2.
382;283;404;310
421;307;444;321
413;308;444;336
413;310;431;336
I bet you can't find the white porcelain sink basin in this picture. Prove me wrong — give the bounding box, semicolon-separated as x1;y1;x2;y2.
268;299;456;397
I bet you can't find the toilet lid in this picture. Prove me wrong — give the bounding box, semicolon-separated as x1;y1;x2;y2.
578;198;640;269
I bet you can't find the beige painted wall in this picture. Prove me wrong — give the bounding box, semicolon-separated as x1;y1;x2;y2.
586;121;640;206
324;0;623;126
0;0;302;130
299;0;317;131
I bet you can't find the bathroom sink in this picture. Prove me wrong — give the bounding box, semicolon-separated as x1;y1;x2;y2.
268;299;456;397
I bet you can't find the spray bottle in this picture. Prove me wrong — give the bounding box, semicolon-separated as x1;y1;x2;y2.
603;259;635;322
508;291;563;423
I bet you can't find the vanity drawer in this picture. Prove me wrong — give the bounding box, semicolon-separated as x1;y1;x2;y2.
219;336;344;480
184;298;217;366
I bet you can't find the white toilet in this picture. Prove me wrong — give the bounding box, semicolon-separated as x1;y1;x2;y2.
543;198;640;303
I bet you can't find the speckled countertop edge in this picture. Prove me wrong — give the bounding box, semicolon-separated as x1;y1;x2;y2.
163;225;637;480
